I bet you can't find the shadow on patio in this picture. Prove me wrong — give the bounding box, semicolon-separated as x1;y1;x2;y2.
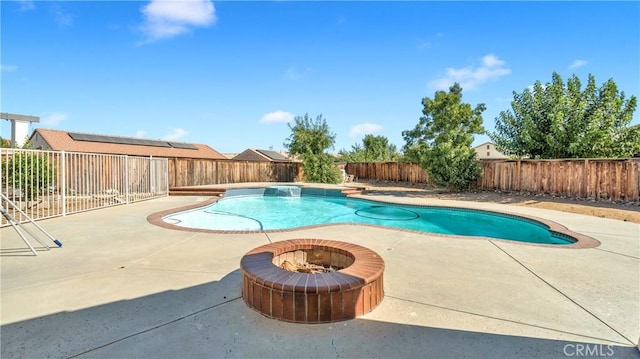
2;269;638;359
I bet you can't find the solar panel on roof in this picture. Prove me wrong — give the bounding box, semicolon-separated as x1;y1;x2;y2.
117;137;136;145
168;142;197;150
68;133;105;142
68;132;172;148
133;138;171;147
256;149;289;161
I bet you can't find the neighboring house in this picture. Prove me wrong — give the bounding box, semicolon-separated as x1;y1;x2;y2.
28;128;227;159
473;142;509;159
222;153;239;159
232;148;295;162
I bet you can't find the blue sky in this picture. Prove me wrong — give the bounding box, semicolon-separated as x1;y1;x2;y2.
2;1;639;154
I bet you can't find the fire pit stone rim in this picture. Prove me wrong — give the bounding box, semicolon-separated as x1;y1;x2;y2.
240;238;384;294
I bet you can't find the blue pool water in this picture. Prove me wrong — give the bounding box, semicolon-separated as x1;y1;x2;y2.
163;187;575;245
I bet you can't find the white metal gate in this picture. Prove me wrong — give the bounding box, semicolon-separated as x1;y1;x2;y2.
0;148;168;226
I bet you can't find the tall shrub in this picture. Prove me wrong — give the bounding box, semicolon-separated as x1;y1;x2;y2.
402;83;485;190
284;113;342;184
3;152;55;199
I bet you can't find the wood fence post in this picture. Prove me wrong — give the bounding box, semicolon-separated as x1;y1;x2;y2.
584;159;589;199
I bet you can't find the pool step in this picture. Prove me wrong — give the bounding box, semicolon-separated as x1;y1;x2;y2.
341;187;367;196
169;187;226;197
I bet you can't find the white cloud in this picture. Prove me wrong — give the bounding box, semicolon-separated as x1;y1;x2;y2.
284;67;300;81
427;53;511;91
417;40;431;50
139;0;216;43
569;59;588;69
135;130;147;138
482;53;505;68
1;65;18;72
162;128;188;141
349;123;382;137
260;110;294;124
17;0;35;11
51;4;74;27
40;112;69;127
418;32;445;51
284;66;311;81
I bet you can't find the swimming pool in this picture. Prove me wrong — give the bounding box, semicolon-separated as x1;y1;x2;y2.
161;186;586;245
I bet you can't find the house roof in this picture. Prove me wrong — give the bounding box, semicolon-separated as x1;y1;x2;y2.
29;128;227;159
232;148;292;162
472;141;495;149
256;149;290;161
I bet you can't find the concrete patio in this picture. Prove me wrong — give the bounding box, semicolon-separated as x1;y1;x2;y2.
1;188;639;358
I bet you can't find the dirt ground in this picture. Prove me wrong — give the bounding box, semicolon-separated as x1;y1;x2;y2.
349;180;640;224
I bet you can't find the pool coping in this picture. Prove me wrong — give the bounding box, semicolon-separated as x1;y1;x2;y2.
146;187;601;249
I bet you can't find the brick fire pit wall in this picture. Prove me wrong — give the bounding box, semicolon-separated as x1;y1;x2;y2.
240;239;385;324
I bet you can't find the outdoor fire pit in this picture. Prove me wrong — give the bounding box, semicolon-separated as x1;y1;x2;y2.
240;239;385;324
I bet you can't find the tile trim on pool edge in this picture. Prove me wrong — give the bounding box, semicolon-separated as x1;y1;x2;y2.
146;192;601;249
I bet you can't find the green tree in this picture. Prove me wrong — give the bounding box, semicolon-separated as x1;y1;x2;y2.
490;72;639;159
338;134;400;162
283;113;342;184
402;83;485;190
0;136;33;149
3;151;55;199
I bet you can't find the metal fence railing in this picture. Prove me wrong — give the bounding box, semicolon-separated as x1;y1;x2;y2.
1;148;168;227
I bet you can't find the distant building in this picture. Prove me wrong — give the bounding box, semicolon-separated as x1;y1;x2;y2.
473;142;509;159
28;128;227;160
232;148;296;162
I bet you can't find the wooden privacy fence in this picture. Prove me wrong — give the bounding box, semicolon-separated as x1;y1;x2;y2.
478;158;640;202
345;159;640;202
344;162;430;183
169;159;301;187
